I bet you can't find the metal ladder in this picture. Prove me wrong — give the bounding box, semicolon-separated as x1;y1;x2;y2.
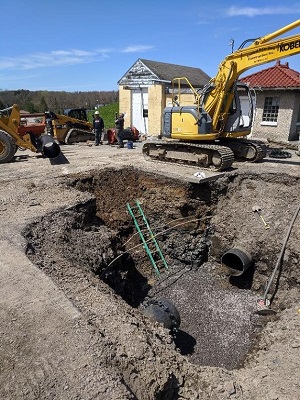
126;200;169;276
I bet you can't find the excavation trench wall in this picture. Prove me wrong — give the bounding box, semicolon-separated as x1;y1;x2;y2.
23;167;300;398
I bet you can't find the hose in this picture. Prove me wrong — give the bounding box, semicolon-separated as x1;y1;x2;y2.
263;203;300;303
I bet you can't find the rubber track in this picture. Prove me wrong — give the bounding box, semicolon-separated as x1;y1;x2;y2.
142;140;235;171
221;138;267;162
65;128;94;144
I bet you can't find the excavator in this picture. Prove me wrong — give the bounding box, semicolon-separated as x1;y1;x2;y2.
0;104;60;164
142;19;300;170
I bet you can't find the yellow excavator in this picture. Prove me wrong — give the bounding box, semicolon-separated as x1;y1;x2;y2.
143;19;300;170
0;104;60;164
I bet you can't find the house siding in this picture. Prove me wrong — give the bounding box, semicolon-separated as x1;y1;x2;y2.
148;84;165;135
119;86;131;127
290;92;300;140
118;59;208;137
119;83;199;135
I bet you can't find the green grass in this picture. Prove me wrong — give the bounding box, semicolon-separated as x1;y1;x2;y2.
87;102;119;129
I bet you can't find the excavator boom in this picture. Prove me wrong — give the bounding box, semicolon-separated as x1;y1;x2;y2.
206;19;300;131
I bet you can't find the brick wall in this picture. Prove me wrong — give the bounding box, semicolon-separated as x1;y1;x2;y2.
252;90;299;142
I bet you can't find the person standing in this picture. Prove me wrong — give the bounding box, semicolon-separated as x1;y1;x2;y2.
44;111;56;136
115;113;125;148
93;111;104;146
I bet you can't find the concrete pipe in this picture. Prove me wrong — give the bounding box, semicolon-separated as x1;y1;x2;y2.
221;247;253;276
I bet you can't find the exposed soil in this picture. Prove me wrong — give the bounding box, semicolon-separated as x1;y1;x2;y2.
0;142;299;399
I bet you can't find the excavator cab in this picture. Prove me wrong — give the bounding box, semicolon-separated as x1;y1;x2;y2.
223;83;254;133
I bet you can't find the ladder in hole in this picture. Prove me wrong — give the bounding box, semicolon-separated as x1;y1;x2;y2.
126;200;169;276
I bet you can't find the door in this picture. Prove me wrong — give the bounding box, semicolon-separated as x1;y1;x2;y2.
131;88;148;134
240;96;251;128
225;85;254;134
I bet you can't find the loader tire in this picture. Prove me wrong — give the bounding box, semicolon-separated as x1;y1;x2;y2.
0;130;17;164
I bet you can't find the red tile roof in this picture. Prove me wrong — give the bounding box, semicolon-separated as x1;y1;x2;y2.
240;61;300;88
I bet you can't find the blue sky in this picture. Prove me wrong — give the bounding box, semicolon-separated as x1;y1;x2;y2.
0;0;299;92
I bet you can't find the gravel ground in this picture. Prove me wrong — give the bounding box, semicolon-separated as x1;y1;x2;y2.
148;264;261;369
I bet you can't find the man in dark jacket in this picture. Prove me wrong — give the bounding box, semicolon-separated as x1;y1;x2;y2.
93;111;104;145
115;113;125;148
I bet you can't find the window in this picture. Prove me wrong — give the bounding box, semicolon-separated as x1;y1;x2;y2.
262;97;280;122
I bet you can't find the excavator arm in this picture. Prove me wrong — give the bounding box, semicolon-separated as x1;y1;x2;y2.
205;19;300;132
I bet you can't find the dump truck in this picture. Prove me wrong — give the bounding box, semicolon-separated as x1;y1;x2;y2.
18;113;46;138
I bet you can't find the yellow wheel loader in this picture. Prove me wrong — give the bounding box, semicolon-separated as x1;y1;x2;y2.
0;104;60;164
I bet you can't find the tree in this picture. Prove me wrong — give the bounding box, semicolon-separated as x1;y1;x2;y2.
23;100;37;113
0;90;119;113
39;96;49;112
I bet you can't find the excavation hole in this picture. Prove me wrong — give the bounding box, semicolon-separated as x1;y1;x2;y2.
24;167;300;372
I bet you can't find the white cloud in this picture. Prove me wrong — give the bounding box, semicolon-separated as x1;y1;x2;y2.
0;45;153;71
121;45;155;53
0;73;40;81
226;6;300;17
0;49;111;71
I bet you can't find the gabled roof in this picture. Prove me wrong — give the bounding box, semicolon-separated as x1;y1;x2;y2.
240;61;300;88
118;58;211;87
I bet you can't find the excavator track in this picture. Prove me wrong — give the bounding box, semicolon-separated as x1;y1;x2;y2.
64;128;95;144
220;138;267;162
142;140;235;171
